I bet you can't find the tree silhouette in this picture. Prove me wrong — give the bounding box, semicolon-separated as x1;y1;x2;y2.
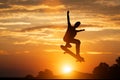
36;69;54;79
24;57;120;79
116;57;120;66
109;57;120;79
93;62;109;78
93;56;120;79
25;74;34;79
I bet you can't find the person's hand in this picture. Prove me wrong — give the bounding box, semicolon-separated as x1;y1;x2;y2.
67;10;69;14
83;29;85;31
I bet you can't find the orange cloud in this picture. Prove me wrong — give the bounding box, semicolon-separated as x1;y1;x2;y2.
95;0;120;7
42;0;62;6
0;27;7;30
11;4;65;11
0;22;31;25
40;0;65;12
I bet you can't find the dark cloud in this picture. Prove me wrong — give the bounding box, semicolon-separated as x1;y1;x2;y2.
0;3;11;8
61;0;96;11
0;0;119;16
61;0;120;15
96;5;120;15
81;24;102;27
0;0;43;13
20;24;103;32
20;25;65;32
20;26;43;32
111;17;120;25
0;0;9;3
111;17;120;21
0;0;42;6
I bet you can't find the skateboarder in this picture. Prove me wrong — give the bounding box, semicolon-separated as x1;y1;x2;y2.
63;10;85;58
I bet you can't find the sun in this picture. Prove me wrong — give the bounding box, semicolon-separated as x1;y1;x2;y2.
62;65;72;74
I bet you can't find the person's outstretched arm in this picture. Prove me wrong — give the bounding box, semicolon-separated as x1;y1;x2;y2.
67;10;71;27
76;29;85;32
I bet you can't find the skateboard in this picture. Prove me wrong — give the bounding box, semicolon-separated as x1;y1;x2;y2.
60;45;85;62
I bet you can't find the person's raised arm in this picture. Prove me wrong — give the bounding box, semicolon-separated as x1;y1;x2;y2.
67;10;71;27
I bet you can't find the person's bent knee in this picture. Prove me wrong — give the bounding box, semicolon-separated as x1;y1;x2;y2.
63;38;67;42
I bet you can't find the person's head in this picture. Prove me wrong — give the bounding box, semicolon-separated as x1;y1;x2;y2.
74;21;81;28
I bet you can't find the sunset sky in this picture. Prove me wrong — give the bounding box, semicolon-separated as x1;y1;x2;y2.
0;0;120;77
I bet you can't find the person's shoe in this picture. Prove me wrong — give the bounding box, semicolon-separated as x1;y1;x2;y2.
66;44;72;48
76;54;85;62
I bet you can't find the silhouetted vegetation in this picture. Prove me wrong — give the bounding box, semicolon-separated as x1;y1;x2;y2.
36;69;55;79
93;57;120;79
25;57;120;79
93;62;110;78
25;74;34;79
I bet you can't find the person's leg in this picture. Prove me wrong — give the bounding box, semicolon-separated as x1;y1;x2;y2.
65;42;72;48
70;39;84;61
70;39;81;55
63;37;72;48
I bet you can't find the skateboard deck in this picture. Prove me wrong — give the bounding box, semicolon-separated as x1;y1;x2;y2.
60;45;84;62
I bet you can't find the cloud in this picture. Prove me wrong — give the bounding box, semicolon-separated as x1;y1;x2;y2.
0;0;119;56
95;0;120;7
79;29;120;54
0;0;65;13
111;17;120;21
0;0;119;30
0;22;31;26
110;15;120;25
0;2;11;8
0;0;42;6
83;40;120;54
0;27;7;30
61;0;120;15
20;26;49;32
78;29;120;43
0;26;63;47
44;49;61;53
14;40;38;45
20;25;65;32
0;26;120;56
9;4;65;11
0;0;119;16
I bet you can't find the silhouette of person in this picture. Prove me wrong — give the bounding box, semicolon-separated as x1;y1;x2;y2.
63;10;85;58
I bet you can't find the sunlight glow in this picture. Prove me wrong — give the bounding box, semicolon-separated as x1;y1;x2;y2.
62;65;72;74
